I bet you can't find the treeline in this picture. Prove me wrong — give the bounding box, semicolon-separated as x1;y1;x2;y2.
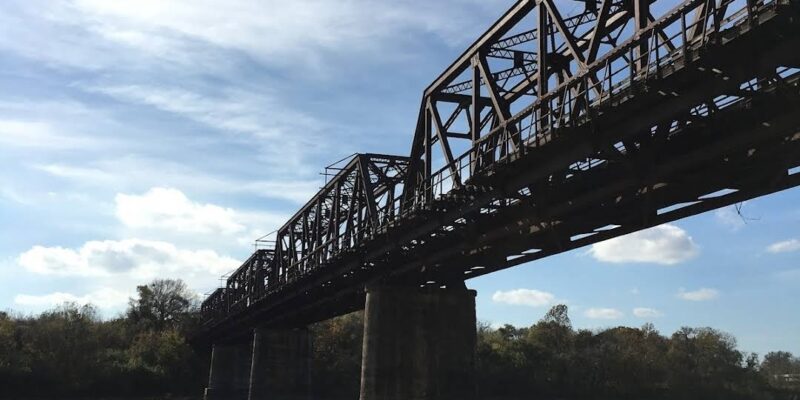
475;305;800;399
1;280;799;399
310;305;800;400
0;280;207;398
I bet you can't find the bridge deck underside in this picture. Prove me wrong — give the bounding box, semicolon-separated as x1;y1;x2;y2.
199;0;800;342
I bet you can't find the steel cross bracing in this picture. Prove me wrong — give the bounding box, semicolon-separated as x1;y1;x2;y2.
201;154;409;329
199;0;800;341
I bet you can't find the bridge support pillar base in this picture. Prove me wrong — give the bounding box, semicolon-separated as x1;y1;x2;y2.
205;342;252;400
248;327;311;400
359;283;477;400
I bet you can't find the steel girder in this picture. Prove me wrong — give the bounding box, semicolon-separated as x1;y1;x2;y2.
198;0;800;341
401;0;792;207
200;154;409;327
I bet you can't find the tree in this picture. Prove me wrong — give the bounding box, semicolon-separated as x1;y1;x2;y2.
127;279;197;331
761;351;800;389
311;312;364;398
125;328;203;393
21;303;101;393
541;304;571;328
0;311;28;377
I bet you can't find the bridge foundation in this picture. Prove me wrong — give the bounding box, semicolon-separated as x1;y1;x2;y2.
248;327;311;400
205;342;252;400
359;283;477;400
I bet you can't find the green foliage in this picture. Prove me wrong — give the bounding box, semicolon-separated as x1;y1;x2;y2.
127;329;191;375
127;279;198;332
0;311;30;377
761;351;800;391
1;294;798;399
474;305;796;400
0;279;203;397
310;312;364;399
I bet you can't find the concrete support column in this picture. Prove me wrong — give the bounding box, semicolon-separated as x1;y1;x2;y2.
359;284;477;400
205;342;252;400
248;327;311;400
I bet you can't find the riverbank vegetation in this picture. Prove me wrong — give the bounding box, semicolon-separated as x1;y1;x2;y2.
1;280;798;399
0;279;206;398
311;305;800;400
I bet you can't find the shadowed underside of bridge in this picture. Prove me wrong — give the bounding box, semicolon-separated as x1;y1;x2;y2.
198;0;800;345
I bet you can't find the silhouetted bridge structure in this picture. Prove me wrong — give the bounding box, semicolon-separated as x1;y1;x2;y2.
198;0;800;398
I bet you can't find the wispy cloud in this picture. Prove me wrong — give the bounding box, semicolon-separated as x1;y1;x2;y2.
83;84;337;175
34;163;116;183
492;289;556;307
677;288;719;301
14;287;129;310
633;307;663;318
590;224;699;265
35;160;321;204
767;239;800;254
66;0;498;67
0;187;32;205
1;0;503;76
88;85;320;141
0;119;97;149
584;308;624;320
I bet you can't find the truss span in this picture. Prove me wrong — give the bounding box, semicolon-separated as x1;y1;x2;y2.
199;0;800;342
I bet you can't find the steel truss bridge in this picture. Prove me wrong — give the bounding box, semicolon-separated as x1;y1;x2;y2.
199;0;800;341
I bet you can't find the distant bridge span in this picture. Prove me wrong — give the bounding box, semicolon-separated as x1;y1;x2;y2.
198;0;800;398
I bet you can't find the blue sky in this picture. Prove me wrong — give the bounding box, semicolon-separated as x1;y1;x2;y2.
0;0;798;356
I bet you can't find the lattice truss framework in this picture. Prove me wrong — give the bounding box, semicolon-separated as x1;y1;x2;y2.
201;0;800;332
404;0;796;203
203;154;409;319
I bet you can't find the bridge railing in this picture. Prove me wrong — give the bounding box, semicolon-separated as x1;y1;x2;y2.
403;0;783;209
201;154;410;326
200;0;793;328
201;288;228;325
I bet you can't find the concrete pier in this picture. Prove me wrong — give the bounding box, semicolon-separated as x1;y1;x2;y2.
359;283;477;400
205;342;252;400
248;328;311;400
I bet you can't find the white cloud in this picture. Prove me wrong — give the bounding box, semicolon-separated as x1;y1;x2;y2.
584;308;624;320
491;289;555;307
633;307;663;318
589;224;699;265
677;288;719;301
114;187;288;248
18;238;239;279
767;239;800;254
116;187;245;235
14;287;129;310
